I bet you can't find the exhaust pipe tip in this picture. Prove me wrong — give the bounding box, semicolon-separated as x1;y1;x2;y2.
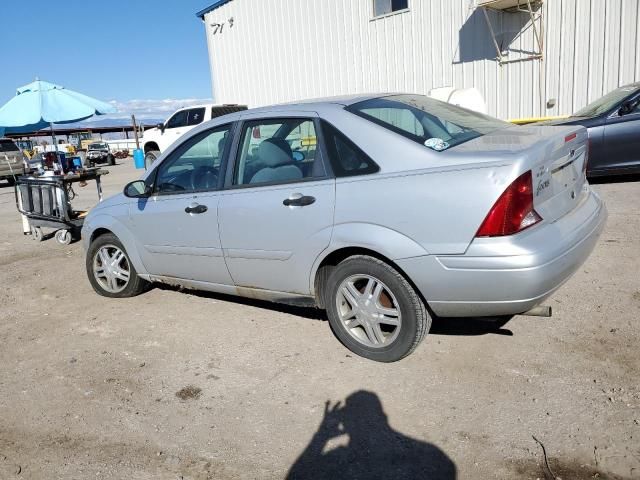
521;305;552;317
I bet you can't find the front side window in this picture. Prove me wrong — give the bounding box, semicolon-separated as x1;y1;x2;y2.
166;110;189;129
154;125;230;194
347;95;509;150
234;118;325;186
187;108;206;126
374;0;408;17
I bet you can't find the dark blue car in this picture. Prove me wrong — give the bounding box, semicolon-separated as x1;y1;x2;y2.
541;82;640;177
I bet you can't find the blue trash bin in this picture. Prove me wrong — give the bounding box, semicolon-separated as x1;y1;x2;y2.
133;149;145;169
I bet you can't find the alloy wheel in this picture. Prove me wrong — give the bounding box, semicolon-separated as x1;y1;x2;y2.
93;244;131;293
335;274;402;348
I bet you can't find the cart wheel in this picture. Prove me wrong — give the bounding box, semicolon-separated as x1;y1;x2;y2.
32;226;43;242
55;229;72;245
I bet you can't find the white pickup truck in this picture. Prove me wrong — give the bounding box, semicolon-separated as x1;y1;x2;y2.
142;103;247;167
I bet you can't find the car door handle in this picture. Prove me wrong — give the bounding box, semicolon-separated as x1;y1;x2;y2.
283;195;316;207
185;204;208;214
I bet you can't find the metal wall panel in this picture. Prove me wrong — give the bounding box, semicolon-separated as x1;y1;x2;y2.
202;0;640;119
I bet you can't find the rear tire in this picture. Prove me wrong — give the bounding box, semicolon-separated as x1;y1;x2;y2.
144;150;160;169
86;233;148;298
324;255;430;362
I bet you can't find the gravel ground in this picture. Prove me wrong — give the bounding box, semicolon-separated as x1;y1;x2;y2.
0;160;638;479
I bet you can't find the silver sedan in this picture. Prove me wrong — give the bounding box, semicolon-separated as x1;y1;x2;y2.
82;94;606;362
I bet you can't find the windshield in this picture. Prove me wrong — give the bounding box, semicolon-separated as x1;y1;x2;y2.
573;84;640;117
0;139;19;152
89;143;107;150
347;95;509;150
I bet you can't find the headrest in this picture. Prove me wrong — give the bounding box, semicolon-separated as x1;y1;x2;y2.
258;138;292;167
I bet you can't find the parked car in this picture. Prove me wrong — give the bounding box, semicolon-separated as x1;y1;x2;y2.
86;142;115;167
82;94;606;362
539;82;640;177
142;103;248;167
0;137;26;185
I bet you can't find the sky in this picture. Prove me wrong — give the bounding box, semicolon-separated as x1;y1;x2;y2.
0;0;216;122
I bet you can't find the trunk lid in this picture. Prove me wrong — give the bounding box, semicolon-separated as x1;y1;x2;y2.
524;125;588;224
450;124;588;225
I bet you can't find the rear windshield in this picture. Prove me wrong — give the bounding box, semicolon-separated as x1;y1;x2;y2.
346;94;509;150
0;139;19;152
211;105;248;119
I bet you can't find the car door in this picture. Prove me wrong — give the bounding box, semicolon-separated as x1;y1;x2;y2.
218;114;335;295
601;95;640;172
129;124;234;285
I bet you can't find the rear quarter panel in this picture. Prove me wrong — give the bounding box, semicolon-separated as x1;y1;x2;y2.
333;164;517;257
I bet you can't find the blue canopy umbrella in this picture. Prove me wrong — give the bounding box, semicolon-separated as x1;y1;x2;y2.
0;79;116;140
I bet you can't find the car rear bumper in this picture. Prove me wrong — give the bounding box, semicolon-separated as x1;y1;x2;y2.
396;186;607;317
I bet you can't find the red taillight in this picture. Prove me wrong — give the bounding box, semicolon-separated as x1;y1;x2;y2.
476;170;542;237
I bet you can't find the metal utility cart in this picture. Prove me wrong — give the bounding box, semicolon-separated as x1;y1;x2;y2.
15;168;108;245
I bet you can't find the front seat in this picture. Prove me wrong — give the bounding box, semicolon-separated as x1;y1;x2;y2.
250;138;302;184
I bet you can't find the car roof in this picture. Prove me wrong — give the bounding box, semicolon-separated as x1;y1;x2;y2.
188;93;403;126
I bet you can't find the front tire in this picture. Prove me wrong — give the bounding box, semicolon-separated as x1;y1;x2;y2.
86;233;148;298
325;255;430;362
144;150;160;169
107;155;115;166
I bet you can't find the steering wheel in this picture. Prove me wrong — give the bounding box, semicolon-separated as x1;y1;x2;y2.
190;166;218;191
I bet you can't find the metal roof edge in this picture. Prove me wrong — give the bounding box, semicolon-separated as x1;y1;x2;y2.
195;0;233;19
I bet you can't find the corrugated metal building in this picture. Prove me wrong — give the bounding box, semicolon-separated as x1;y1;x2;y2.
197;0;640;120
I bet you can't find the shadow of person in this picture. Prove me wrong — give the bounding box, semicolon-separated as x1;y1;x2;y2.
286;390;456;480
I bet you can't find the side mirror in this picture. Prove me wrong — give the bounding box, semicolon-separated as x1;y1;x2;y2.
124;180;152;198
157;123;166;134
292;151;305;162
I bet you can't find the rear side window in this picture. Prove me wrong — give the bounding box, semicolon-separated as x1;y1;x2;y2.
187;108;206;126
0;140;19;152
234;118;325;186
321;121;379;177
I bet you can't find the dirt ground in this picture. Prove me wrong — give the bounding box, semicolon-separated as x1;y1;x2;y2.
0;160;638;480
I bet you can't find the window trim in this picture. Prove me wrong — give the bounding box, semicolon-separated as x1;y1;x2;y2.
150;123;235;197
224;116;332;190
371;0;409;20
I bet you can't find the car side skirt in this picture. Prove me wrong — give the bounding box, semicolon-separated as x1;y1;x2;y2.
143;274;317;308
